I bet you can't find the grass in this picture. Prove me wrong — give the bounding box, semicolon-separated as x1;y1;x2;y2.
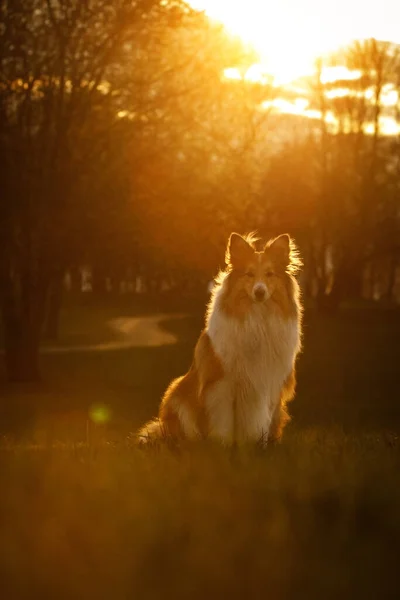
1;433;400;599
0;298;400;599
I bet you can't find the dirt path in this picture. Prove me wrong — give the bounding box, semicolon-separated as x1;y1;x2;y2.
40;314;185;353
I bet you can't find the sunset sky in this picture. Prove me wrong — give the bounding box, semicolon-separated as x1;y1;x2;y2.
190;0;400;82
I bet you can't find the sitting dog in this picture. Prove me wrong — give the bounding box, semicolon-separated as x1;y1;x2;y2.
138;232;302;446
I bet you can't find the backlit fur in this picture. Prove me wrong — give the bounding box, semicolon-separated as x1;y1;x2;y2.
137;232;303;447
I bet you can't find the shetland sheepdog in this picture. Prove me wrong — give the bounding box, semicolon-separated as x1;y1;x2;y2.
138;232;302;447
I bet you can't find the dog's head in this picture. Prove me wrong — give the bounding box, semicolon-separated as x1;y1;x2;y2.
225;232;301;305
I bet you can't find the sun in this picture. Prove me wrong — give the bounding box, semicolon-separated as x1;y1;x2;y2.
189;0;356;83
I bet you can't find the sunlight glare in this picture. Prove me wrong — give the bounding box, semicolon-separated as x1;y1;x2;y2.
223;67;242;81
192;0;326;83
381;85;399;107
244;64;270;84
365;116;400;136
192;0;400;136
191;0;400;83
320;67;362;85
191;0;351;83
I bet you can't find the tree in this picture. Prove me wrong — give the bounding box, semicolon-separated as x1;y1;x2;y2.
0;0;194;380
304;40;400;309
129;22;273;279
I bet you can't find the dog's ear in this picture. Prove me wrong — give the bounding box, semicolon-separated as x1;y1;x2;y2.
267;234;291;263
226;233;253;268
267;234;302;274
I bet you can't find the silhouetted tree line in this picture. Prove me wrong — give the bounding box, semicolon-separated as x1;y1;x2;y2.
0;1;399;381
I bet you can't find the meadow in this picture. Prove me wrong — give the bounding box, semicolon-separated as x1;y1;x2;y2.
1;295;400;599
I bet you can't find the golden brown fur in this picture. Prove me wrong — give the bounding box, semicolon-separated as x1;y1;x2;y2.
137;232;303;447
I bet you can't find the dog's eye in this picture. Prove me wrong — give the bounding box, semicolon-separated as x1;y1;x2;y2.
245;271;255;278
265;271;275;278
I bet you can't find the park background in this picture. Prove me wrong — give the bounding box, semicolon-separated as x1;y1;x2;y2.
0;1;400;598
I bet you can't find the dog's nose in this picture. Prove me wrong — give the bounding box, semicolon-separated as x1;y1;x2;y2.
254;287;265;301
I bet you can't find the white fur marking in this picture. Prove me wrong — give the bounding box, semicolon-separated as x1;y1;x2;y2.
206;281;299;444
173;400;200;440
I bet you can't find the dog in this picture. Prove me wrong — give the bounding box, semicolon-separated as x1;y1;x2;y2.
138;232;302;447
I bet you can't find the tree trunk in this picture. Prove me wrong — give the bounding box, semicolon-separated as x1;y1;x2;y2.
92;264;107;295
44;270;64;341
1;270;48;383
385;255;397;302
69;266;82;293
2;314;41;382
316;260;363;313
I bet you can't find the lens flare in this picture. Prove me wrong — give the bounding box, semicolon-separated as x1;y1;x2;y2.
89;404;112;424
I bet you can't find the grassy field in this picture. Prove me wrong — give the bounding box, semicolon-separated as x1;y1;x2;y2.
0;297;400;599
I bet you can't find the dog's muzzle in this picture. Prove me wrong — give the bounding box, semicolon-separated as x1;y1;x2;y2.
253;284;267;302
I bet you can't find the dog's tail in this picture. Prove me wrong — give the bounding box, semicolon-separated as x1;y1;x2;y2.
136;418;168;446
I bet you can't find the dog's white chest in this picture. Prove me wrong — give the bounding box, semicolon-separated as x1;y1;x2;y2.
206;305;299;443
